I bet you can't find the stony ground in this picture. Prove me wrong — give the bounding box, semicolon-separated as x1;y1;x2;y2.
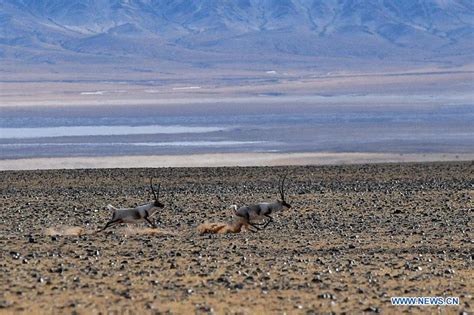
0;162;472;314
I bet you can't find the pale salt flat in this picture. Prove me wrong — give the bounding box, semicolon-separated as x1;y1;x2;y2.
3;93;471;107
1;141;266;147
0;125;226;139
172;86;201;90
80;91;105;95
1;152;472;171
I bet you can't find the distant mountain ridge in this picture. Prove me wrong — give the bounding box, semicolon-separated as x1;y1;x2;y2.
1;0;473;68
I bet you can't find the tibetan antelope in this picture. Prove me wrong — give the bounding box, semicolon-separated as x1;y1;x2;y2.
231;174;291;232
98;178;164;232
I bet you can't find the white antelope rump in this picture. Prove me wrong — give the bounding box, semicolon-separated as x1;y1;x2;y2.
231;173;291;232
98;178;164;232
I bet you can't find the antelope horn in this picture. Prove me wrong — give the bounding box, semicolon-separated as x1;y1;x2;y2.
280;173;288;201
150;178;158;200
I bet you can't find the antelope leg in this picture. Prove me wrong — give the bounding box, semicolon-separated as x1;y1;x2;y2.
248;222;261;230
145;217;158;229
98;220;118;232
246;224;259;233
262;214;274;228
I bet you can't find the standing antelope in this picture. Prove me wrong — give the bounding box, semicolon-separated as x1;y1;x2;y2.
231;174;291;232
98;178;164;232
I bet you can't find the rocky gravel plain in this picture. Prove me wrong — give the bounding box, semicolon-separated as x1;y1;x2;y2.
0;162;473;314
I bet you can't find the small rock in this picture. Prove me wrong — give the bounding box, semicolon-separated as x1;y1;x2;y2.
234;283;244;290
9;252;20;260
364;306;380;313
318;293;335;300
0;300;13;309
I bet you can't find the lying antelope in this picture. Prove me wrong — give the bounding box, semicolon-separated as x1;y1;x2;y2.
231;174;291;232
98;178;164;232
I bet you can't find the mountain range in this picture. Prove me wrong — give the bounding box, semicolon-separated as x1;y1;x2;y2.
1;0;473;70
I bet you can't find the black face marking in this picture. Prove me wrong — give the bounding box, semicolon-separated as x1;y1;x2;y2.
154;200;164;208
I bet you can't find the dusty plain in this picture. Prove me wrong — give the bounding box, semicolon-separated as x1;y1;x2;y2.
0;162;472;314
2;65;473;107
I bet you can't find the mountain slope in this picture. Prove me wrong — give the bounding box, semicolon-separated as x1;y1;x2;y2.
0;0;473;68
